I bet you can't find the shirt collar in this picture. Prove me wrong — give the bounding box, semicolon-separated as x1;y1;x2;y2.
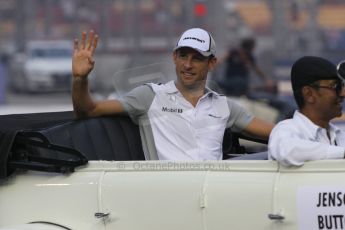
294;111;320;136
294;110;341;135
165;80;220;98
329;122;342;134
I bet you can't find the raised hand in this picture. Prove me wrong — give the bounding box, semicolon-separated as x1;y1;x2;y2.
72;30;99;78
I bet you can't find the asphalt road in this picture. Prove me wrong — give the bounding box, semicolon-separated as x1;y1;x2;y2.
0;91;73;115
7;90;71;104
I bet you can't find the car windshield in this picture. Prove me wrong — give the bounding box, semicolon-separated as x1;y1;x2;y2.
29;48;72;58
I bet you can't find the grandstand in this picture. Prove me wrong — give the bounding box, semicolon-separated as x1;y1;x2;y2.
235;1;345;32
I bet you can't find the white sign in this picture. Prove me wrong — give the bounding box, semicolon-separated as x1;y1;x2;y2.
298;186;345;230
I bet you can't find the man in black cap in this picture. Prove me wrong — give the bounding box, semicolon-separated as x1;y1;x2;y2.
268;56;345;166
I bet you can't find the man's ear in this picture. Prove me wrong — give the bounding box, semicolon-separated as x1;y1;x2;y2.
208;57;218;71
303;86;315;104
173;51;177;63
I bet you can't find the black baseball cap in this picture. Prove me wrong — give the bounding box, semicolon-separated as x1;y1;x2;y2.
291;56;338;91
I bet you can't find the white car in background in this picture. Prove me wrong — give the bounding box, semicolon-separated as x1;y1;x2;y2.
9;40;73;93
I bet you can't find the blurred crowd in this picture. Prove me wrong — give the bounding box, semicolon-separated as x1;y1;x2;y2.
1;0;345;104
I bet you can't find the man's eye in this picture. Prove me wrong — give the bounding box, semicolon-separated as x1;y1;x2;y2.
193;56;205;61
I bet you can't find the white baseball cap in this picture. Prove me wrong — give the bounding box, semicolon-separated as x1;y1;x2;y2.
174;28;216;57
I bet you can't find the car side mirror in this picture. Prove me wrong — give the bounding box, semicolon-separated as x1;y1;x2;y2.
337;60;345;81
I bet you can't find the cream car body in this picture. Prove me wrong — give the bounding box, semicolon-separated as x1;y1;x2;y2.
2;159;345;230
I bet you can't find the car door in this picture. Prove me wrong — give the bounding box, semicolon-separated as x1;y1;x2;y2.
204;160;278;230
0;166;104;230
273;160;345;230
100;161;207;230
100;160;278;230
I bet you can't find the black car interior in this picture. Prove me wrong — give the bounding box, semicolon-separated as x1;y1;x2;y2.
0;111;268;178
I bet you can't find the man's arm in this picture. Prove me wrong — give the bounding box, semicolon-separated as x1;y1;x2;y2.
226;98;274;140
72;30;125;118
268;122;345;166
242;117;274;141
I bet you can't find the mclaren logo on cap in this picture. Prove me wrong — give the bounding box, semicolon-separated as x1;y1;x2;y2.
183;37;205;43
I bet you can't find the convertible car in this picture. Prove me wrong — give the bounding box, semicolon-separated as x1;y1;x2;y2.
0;111;344;230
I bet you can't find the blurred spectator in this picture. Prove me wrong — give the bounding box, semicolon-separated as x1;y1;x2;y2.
216;37;275;96
0;54;8;104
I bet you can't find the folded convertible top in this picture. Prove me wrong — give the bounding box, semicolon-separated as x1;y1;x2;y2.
0;111;145;178
0;111;74;178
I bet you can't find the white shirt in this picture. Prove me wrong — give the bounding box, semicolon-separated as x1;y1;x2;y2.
121;81;253;161
268;111;345;166
148;82;231;161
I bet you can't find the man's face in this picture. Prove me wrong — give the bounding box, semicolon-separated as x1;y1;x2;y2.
311;79;345;119
173;47;217;90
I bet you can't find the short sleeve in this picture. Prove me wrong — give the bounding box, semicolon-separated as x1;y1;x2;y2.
119;84;155;122
226;98;254;132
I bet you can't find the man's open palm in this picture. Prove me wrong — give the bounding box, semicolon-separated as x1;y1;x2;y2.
72;30;98;78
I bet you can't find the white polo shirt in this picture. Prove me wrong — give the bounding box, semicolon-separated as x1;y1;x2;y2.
120;81;253;161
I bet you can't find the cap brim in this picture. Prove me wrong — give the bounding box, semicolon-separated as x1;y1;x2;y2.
173;46;212;57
